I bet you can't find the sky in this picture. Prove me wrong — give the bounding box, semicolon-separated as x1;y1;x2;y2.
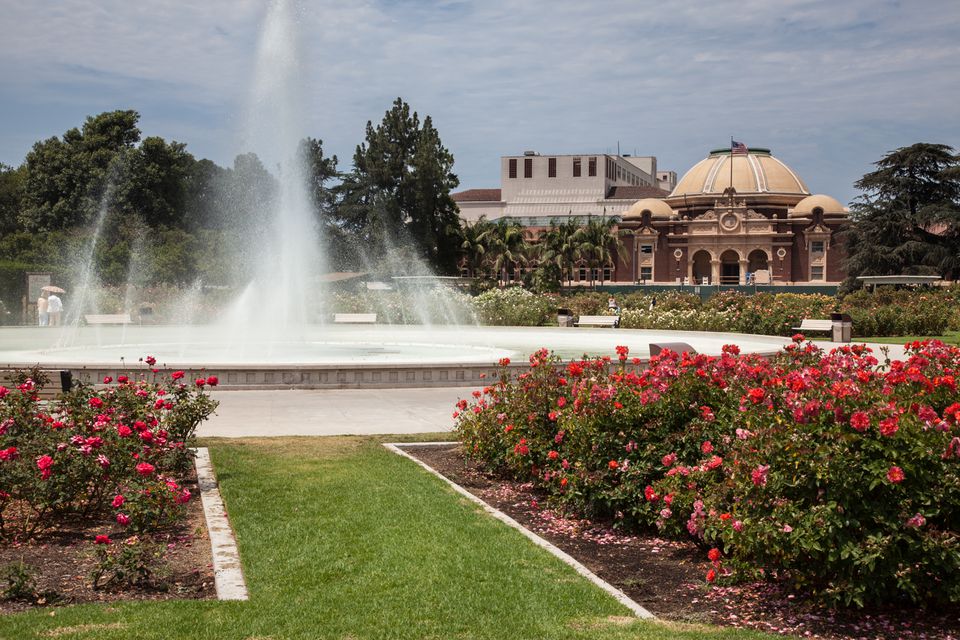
1;0;958;206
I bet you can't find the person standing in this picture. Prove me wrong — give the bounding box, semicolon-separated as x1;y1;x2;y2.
47;293;63;326
37;292;49;326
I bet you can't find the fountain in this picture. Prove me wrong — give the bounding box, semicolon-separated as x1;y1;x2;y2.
0;0;792;387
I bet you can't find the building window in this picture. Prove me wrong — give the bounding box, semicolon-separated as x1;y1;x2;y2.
578;267;587;281
810;265;824;281
588;157;597;177
548;157;557;178
508;159;517;179
524;158;533;178
460;267;470;278
811;240;825;253
573;157;581;177
640;244;653;255
639;266;653;281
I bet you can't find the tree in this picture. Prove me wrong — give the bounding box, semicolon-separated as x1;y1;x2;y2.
539;217;583;288
338;98;460;273
574;216;625;286
487;218;529;284
113;137;195;228
20;110;141;231
0;163;25;235
458;217;496;278
843;143;960;283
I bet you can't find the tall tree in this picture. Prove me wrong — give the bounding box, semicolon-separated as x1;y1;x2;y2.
0;163;25;235
574;216;625;286
339;98;460;273
113;137;195;228
843;143;960;282
20;110;141;231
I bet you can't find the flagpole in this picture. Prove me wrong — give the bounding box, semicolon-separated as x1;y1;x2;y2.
729;137;734;191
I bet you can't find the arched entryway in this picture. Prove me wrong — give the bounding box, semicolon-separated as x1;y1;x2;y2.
692;250;712;284
720;250;740;285
748;249;769;273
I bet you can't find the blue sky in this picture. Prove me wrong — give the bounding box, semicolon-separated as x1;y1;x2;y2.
1;0;958;205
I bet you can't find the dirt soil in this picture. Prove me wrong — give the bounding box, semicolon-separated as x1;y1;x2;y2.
0;464;215;613
408;443;959;640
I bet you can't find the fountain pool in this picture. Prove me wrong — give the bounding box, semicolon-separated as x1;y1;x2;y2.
0;325;789;389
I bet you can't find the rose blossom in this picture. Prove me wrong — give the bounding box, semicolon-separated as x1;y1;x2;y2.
887;466;905;483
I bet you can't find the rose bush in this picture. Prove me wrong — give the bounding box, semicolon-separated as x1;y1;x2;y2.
456;339;960;606
0;364;218;542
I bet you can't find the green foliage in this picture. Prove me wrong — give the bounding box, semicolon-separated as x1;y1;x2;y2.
91;537;165;590
337;98;460;273
457;341;960;607
844;143;960;283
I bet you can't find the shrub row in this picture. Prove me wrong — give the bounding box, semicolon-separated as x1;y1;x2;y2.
455;340;960;607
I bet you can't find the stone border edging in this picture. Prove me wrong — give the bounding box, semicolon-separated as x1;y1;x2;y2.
194;447;249;601
383;442;654;620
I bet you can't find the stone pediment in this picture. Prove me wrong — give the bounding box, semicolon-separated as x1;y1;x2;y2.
805;223;832;234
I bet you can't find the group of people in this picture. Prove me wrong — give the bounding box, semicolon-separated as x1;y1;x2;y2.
37;292;63;326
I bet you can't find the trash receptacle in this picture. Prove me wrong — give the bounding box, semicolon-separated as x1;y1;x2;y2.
557;308;573;327
831;313;852;343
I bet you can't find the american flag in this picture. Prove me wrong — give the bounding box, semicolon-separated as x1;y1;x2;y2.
731;139;748;154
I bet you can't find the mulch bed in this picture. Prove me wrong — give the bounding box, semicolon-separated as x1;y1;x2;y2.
0;465;216;613
408;443;960;640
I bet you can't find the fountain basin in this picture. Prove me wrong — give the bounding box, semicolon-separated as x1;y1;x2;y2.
0;324;790;389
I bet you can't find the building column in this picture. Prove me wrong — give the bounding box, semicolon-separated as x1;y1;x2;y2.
739;259;749;285
711;259;720;285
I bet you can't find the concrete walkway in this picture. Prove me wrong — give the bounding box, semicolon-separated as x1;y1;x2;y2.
198;386;474;438
198;341;915;438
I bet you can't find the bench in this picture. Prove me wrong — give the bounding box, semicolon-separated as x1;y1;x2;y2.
333;313;377;324
791;318;832;333
84;313;133;325
0;369;73;400
575;315;619;328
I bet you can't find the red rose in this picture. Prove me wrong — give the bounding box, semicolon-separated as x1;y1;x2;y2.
136;462;155;477
95;535;112;545
206;375;219;387
171;371;185;380
887;466;905;484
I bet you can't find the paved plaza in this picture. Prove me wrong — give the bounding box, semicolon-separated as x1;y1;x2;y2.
199;386;473;438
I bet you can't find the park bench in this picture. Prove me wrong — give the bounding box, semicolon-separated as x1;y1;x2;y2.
574;315;619;328
0;369;73;400
333;313;378;324
791;318;833;334
84;313;133;325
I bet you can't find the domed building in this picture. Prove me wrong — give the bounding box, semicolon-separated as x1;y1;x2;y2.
452;146;848;285
618;147;849;284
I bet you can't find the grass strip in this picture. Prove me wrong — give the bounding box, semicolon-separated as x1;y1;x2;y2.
0;436;775;639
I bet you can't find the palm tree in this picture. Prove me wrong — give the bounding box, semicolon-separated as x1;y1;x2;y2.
488;218;529;285
538;217;582;288
457;217;495;278
574;216;626;286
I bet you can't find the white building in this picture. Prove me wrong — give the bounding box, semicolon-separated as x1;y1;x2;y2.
452;151;675;223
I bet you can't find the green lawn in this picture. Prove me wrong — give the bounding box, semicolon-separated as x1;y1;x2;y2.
0;437;776;640
859;330;960;346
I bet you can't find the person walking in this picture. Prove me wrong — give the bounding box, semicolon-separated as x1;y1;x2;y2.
37;292;49;326
37;291;50;327
47;293;63;326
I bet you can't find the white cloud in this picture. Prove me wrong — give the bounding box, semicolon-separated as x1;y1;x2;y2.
0;0;958;204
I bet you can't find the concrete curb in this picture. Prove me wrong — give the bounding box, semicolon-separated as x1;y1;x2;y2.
383;441;655;620
194;447;249;601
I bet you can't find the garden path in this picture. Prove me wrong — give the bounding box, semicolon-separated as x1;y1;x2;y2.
198;386;471;437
